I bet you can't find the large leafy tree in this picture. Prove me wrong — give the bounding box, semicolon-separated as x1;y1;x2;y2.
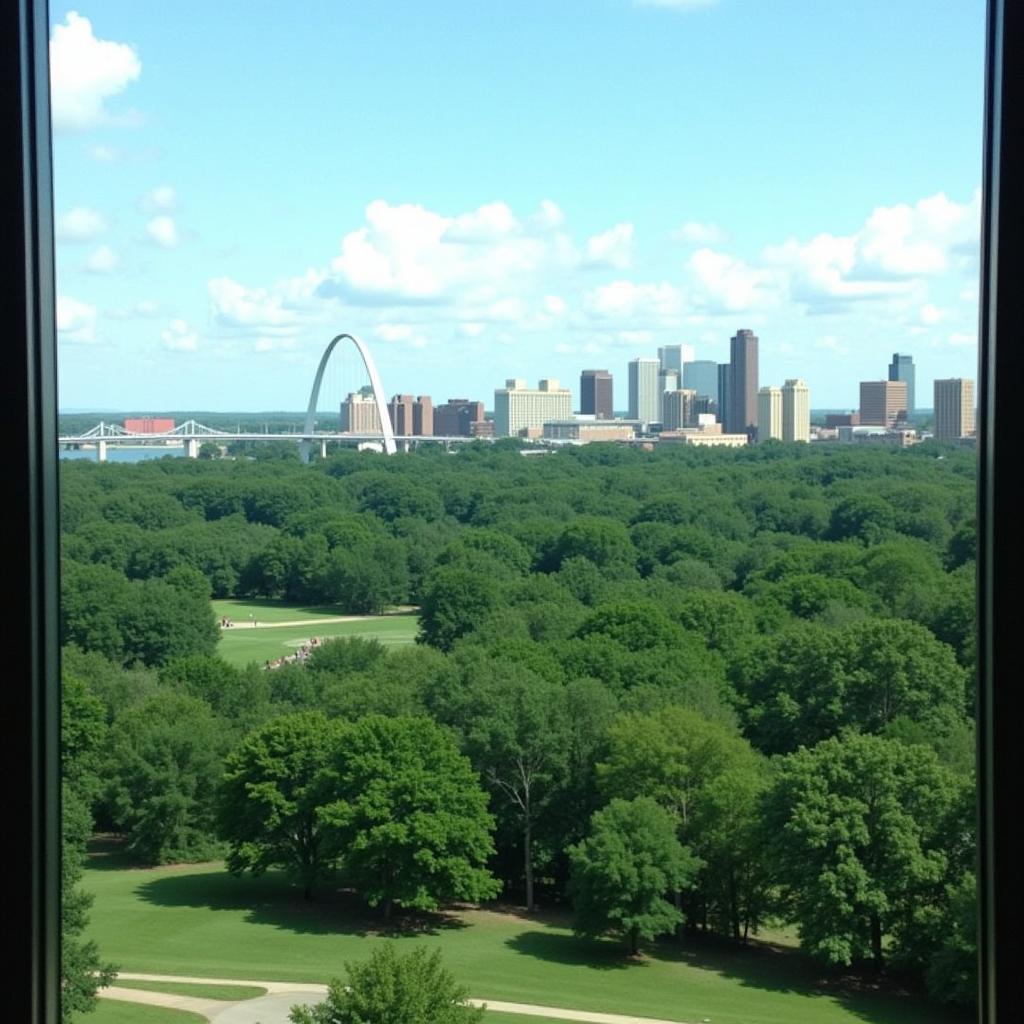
290;945;484;1024
220;712;344;900
320;716;500;917
765;732;957;971
569;797;701;955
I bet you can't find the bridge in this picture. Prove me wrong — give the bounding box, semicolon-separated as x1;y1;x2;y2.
58;419;490;461
59;331;495;460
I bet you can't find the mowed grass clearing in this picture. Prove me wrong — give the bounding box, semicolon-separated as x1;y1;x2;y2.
211;600;419;668
93;1002;206;1024
84;858;970;1024
111;979;266;1000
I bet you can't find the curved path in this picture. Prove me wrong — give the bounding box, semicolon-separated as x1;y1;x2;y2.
103;972;694;1024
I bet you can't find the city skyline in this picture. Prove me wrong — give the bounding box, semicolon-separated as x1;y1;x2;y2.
52;2;985;411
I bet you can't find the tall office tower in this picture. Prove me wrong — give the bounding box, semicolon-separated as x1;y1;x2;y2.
434;398;485;436
683;360;719;406
729;329;759;439
413;395;433;436
580;369;614;419
340;388;382;433
658;344;695;377
658;368;679;396
757;386;782;442
934;378;976;438
888;353;916;416
388;394;415;435
782;378;811;442
859;380;908;426
662;389;698;431
717;363;732;427
628;357;661;424
494;378;572;436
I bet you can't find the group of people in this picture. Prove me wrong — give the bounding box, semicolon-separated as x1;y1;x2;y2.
264;634;322;670
219;617;235;628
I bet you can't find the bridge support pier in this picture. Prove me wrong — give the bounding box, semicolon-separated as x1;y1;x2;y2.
185;438;199;459
97;439;107;462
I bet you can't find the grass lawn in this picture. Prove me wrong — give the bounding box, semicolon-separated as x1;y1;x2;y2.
84;857;971;1024
111;979;266;1000
212;603;419;668
212;598;416;624
92;1002;206;1024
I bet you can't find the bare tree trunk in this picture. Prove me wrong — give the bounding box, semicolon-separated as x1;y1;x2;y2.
524;821;534;912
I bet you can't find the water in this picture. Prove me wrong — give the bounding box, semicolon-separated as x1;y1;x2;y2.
60;445;188;463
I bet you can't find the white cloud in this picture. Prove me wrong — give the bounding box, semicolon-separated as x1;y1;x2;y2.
584;223;634;269
373;323;413;343
145;216;179;248
531;200;565;230
687;248;779;312
443;202;519;243
457;322;487;338
56;295;97;343
674;221;725;245
920;303;947;325
208;277;304;332
161;319;198;352
585;280;682;320
543;295;567;316
85;245;118;273
56;206;107;243
143;185;176;211
49;12;141;133
948;331;976;347
816;335;849;355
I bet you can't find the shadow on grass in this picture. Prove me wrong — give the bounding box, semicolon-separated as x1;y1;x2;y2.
507;929;972;1024
133;868;468;939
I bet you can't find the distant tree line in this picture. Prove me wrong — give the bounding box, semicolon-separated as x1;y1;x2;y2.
59;440;978;1009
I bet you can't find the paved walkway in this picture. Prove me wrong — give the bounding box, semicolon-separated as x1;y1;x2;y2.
102;972;694;1024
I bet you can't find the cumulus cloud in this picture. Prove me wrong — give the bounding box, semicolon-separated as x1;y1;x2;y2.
919;303;947;325
673;221;725;245
85;245;118;273
161;319;198;352
87;144;123;163
208;277;306;332
145;215;179;248
686;248;779;313
49;12;141;133
585;280;682;320
948;331;976;347
56;295;97;343
584;223;634;269
143;185;176;211
373;323;414;343
56;206;107;243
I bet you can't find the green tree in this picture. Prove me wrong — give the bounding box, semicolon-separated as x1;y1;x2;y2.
220;712;344;899
61;786;116;1022
290;945;484;1024
568;797;701;955
417;566;501;651
765;732;956;971
106;691;226;863
320;716;500;916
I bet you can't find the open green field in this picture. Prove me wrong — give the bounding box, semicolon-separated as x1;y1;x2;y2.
111;979;266;1000
93;1002;205;1024
84;857;970;1024
211;600;419;668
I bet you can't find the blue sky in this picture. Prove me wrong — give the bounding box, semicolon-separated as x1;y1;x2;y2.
51;0;986;412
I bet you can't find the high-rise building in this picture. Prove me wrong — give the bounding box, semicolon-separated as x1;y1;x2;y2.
729;329;759;439
888;353;916;415
859;380;908;426
340;388;382;433
683;360;719;407
782;378;811;442
658;368;679;397
580;369;613;419
628;357;661;424
934;378;976;438
388;395;433;436
434;399;485;436
717;363;732;426
757;386;782;442
658;344;695;377
413;395;433;436
494;378;572;436
662;389;698;431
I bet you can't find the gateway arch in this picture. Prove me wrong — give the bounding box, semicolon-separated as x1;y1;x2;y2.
301;332;397;461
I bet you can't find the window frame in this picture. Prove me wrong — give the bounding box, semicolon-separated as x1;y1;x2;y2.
4;0;1020;1019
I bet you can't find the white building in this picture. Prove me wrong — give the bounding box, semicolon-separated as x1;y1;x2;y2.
340;390;381;433
782;378;811;442
494;378;572;437
628;357;661;425
757;386;782;442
